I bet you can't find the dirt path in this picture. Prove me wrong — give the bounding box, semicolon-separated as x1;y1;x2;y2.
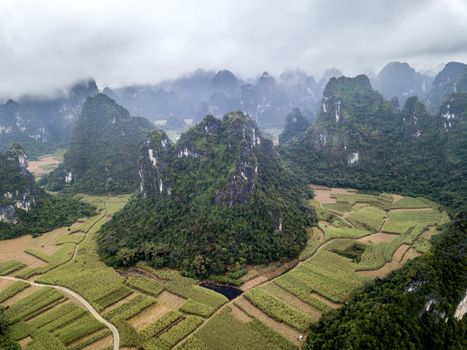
0;275;120;350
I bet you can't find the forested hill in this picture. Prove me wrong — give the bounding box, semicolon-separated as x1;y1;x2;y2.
41;94;154;194
280;75;467;212
98;112;315;277
305;211;467;349
0;144;94;239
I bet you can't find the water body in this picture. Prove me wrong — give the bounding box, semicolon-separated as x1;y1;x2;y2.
200;282;243;300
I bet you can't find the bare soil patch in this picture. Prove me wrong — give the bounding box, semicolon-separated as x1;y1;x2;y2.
240;259;298;292
353;203;369;209
157;291;185;310
390;194;404;202
358;232;399;244
0;279;14;290
128;303;170;330
103;292;138;313
401;247;421;264
3;285;39;306
18;336;32;348
310;292;341;309
235;297;301;345
421;226;438;240
263;283;321;319
27;156;61;178
229;304;252;323
81;335;113;350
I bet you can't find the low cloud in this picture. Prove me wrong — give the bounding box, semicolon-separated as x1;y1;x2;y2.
0;0;466;98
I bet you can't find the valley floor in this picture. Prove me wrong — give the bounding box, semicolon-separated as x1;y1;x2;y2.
0;187;448;350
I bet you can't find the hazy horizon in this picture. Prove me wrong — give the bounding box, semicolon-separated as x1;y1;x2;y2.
1;0;467;99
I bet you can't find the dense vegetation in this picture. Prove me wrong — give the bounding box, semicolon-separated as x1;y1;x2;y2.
305;212;467;349
0;307;19;350
280;75;467;212
0;144;95;240
98;113;315;277
41;93;154;194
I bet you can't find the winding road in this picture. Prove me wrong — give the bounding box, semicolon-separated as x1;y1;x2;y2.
0;275;120;350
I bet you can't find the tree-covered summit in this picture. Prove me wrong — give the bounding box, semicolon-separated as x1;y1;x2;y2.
41;93;154;194
0;144;94;239
98;112;316;277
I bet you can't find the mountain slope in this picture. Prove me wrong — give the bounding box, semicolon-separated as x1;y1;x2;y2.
98;112;315;277
425;62;467;113
280;75;467;211
373;61;432;106
0;144;94;239
0;79;98;156
41;94;154;194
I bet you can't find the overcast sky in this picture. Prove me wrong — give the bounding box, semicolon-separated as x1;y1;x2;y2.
1;0;467;98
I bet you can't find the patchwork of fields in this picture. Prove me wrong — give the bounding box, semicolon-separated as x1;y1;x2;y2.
0;187;447;349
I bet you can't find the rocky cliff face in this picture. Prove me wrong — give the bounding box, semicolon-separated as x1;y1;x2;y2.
99;112;315;276
280;75;467;211
0;79;98;156
42;94;154;194
425;62;467;113
0;144;39;224
373;62;432;106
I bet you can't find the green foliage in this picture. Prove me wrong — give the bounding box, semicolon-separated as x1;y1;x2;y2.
68;328;111;350
54;314;104;345
280;77;467;213
0;281;29;303
304;213;467;349
5;288;64;323
181;308;296;350
125;275;164;296
41;94;154;194
103;294;155;321
180;299;216;317
279;108;311;145
0;261;25;275
245;288;314;332
347;206;386;232
98;113;316;277
0;307;20;350
382;209;441;234
95;286;133;310
145;315;203;350
139;310;183;340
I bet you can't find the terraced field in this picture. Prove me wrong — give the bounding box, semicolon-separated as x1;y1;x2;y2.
0;187;447;349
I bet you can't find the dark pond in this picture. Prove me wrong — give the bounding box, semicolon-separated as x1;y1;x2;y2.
199;282;243;300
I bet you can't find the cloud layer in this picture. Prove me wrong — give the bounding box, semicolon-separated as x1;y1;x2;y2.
1;0;467;98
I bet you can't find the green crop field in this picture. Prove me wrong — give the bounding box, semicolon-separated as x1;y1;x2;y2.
0;189;447;349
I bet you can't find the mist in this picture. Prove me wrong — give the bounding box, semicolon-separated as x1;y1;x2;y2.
1;0;467;98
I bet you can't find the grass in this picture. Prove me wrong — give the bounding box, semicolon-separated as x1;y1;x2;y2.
103;294;155;321
244;288;314;332
332;193;392;208
95;286;133;310
0;260;26;275
68;328;112;350
0;281;29;302
27;302;83;330
144;315;204;350
6;288;64;322
382;209;441;234
298;228;322;260
141;265;228;309
180;299;216;317
125;275;165;296
140;310;183;340
390;197;432;209
54;314;105;345
37;196;131;311
179;307;296;350
319;222;369;239
273;276;332;312
347;206;386;232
